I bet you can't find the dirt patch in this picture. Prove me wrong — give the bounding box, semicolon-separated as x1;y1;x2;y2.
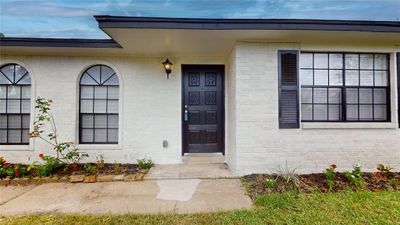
242;172;400;199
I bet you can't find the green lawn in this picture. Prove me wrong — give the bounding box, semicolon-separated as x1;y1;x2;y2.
2;191;399;225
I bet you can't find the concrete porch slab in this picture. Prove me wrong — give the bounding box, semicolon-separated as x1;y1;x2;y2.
0;179;252;215
145;163;237;180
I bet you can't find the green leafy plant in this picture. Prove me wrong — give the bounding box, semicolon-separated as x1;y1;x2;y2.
29;98;88;164
137;158;154;170
345;164;364;189
389;178;400;190
84;164;97;175
274;161;299;190
35;154;63;177
324;164;337;191
265;178;277;189
0;167;6;178
96;155;105;171
0;156;10;178
113;161;121;174
12;164;26;178
0;156;23;178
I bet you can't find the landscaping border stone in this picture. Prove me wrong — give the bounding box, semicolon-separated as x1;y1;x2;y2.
97;175;114;182
70;175;85;183
112;174;125;181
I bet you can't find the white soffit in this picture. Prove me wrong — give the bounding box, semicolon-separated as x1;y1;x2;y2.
1;29;400;57
100;28;400;57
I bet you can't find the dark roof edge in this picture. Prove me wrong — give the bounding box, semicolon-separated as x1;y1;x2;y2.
0;37;122;48
94;15;400;33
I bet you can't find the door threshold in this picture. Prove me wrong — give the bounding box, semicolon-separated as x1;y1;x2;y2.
183;153;223;156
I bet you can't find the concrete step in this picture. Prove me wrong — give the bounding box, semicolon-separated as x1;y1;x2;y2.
145;163;236;180
182;153;226;164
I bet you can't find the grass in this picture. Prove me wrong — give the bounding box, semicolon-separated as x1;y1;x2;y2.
1;191;399;225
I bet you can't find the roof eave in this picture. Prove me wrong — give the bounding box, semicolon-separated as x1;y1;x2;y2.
94;15;400;33
0;37;122;48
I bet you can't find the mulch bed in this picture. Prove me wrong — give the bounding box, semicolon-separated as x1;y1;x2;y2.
242;172;400;199
64;163;140;176
0;163;140;179
0;163;145;186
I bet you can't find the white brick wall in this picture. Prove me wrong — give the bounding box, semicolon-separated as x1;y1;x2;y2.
0;55;224;165
225;46;237;173
233;42;400;175
1;43;399;176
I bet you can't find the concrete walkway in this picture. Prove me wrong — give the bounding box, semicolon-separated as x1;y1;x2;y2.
0;179;252;215
146;163;236;179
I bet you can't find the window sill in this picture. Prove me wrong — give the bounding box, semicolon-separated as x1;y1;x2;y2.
0;145;33;151
301;122;397;129
76;144;122;151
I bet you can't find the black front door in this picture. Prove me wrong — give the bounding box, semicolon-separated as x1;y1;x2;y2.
182;65;224;154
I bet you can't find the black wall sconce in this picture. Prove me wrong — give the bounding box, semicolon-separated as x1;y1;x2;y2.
162;58;173;79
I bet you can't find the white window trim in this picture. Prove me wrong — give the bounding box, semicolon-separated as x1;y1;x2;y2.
302;122;397;129
76;144;123;151
76;63;123;145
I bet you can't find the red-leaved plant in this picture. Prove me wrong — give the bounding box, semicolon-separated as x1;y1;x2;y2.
325;164;337;191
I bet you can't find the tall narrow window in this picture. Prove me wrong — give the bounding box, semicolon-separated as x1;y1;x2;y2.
79;65;119;144
300;52;390;122
0;64;31;144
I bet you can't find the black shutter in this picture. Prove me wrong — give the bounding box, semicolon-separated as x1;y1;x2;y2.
278;50;299;128
397;53;400;127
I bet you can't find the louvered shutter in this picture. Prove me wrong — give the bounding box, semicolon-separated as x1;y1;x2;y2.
278;50;299;128
397;53;400;127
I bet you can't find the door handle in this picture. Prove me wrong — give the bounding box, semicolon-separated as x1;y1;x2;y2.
184;109;189;122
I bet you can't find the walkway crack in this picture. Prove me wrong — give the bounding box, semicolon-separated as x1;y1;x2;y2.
0;185;39;206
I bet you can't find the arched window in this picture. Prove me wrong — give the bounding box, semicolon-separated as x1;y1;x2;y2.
0;64;31;144
79;65;119;144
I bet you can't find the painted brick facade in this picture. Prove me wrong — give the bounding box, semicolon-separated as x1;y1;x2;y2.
232;42;400;175
0;55;224;165
1;42;399;175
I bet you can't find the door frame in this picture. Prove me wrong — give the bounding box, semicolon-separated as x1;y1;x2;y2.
181;64;225;155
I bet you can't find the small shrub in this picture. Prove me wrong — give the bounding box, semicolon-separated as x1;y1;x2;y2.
265;179;277;189
137;158;154;170
113;161;121;174
274;161;299;190
35;154;64;177
0;157;27;179
376;164;395;180
389;178;400;190
0;167;7;178
377;164;393;173
84;164;97;175
12;164;27;178
0;156;11;178
345;164;364;189
96;155;105;171
324;164;337;191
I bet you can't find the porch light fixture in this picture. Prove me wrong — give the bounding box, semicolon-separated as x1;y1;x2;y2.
162;58;173;79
